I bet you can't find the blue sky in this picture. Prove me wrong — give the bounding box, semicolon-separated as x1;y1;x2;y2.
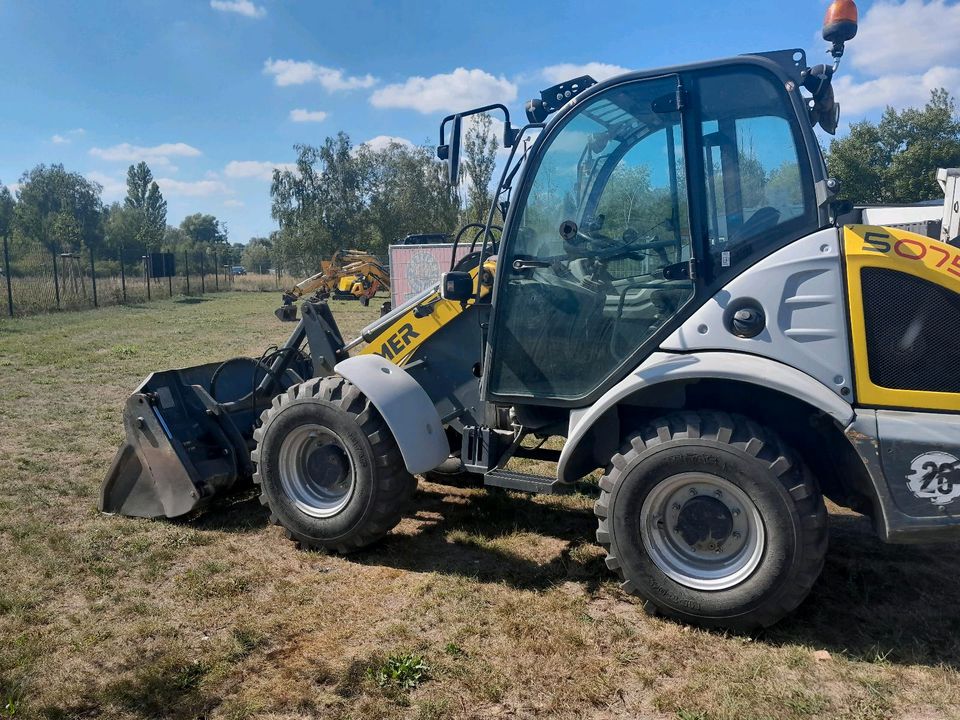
1;0;958;243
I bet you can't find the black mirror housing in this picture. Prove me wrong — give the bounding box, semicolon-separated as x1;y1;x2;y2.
447;115;462;186
440;271;473;302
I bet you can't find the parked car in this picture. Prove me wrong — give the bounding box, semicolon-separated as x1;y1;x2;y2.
396;233;451;246
231;266;247;276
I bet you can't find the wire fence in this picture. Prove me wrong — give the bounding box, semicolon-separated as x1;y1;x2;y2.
0;237;295;317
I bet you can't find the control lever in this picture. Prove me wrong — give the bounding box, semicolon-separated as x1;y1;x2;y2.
512;259;552;271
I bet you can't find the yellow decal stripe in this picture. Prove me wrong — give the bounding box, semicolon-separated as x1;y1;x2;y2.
357;261;493;366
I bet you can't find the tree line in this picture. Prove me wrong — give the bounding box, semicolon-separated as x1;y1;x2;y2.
0;162;241;274
2;91;955;282
267;114;499;276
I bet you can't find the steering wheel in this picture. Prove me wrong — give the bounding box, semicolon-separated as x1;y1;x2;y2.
559;220;675;263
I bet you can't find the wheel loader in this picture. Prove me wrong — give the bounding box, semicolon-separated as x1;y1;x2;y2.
275;249;390;321
100;0;960;629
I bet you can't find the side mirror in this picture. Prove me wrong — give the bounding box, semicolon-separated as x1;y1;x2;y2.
440;271;473;302
447;115;463;186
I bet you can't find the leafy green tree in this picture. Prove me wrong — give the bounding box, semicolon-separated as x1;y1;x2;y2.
271;134;369;275
461;113;499;223
102;202;141;253
14;164;103;253
124;162;167;249
180;213;226;246
0;183;13;242
162;226;189;251
827;88;960;204
242;236;273;273
357;140;460;255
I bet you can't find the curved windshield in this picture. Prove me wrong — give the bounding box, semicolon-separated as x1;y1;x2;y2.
489;75;694;400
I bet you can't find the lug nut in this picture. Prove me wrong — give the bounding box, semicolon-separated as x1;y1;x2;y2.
714;489;723;498
672;503;681;511
689;488;697;496
732;508;741;516
732;531;741;540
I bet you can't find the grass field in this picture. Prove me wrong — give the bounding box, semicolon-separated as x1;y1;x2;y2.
2;292;960;719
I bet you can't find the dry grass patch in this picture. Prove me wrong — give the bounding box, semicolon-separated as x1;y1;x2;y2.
2;292;960;718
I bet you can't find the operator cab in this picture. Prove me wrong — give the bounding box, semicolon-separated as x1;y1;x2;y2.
482;52;829;404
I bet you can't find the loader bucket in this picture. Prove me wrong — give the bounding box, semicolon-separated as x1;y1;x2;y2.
99;360;261;519
101;299;343;519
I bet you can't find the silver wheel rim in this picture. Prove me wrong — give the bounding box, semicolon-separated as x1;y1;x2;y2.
640;472;765;591
278;424;355;518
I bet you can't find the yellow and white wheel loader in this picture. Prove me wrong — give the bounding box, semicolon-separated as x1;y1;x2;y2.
100;0;960;629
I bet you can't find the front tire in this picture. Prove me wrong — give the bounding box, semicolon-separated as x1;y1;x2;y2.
595;411;828;630
252;376;416;553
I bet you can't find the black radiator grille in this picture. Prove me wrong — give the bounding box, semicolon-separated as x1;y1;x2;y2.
861;267;960;393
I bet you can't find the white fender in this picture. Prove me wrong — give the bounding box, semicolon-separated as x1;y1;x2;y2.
335;354;449;474
558;351;855;482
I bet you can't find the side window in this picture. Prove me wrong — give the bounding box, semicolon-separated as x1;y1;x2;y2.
698;69;817;279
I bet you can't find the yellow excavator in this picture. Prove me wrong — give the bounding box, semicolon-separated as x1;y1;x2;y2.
276;250;390;320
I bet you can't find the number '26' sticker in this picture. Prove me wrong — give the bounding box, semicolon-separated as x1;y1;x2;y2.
906;452;960;506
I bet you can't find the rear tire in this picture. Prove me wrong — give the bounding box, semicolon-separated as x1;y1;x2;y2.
595;411;827;630
252;376;416;553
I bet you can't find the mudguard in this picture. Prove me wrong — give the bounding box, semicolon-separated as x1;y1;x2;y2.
335;354;449;474
557;351;855;483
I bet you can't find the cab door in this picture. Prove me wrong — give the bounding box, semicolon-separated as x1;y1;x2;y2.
484;75;696;403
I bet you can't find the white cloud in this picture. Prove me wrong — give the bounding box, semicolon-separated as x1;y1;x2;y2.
834;65;960;116
289;108;328;123
85;171;126;201
369;67;517;113
5;183;20;197
155;177;229;197
540;62;631;85
210;0;265;19
361;135;414;152
263;58;376;90
224;160;297;181
850;0;960;75
89;142;202;167
224;198;245;207
50;128;84;144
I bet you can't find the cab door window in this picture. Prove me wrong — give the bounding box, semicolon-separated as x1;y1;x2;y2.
487;75;693;400
698;69;818;280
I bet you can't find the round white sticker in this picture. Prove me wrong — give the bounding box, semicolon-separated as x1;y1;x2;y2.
406;250;441;296
906;451;960;506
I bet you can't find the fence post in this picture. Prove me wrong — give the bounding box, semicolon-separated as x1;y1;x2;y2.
2;235;12;317
89;246;98;308
215;251;219;291
145;255;151;301
52;248;61;309
168;264;173;297
200;253;205;294
119;248;127;303
184;250;190;294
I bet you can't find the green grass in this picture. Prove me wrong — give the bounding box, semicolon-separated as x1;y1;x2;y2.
1;291;960;719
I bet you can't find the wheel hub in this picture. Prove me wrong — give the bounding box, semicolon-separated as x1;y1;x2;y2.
278;424;355;518
675;495;734;551
640;473;764;591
